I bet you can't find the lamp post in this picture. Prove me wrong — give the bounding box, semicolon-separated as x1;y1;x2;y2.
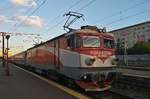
5;35;10;76
2;32;5;67
124;41;128;66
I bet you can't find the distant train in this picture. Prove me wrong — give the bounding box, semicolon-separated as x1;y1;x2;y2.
11;25;119;91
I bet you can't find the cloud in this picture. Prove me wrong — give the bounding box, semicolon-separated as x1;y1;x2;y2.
10;0;37;6
13;15;43;27
0;16;8;23
0;15;43;27
18;8;27;13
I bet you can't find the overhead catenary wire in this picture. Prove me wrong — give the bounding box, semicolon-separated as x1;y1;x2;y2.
45;18;66;32
95;0;150;24
50;0;84;23
8;0;40;32
37;0;84;33
67;0;84;12
6;0;46;47
0;1;36;27
27;0;74;46
44;0;97;34
18;0;41;16
76;0;97;12
10;0;47;32
104;8;150;26
11;4;39;31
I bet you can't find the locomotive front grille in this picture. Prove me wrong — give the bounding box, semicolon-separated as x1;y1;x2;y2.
92;73;106;81
80;71;119;82
107;72;117;80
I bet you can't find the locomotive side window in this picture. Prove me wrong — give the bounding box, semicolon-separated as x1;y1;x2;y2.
83;36;100;47
67;35;81;48
104;39;114;48
67;38;71;47
67;35;74;48
74;36;81;48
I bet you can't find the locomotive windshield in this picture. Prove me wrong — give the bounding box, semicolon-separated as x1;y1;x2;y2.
104;39;114;48
83;36;100;47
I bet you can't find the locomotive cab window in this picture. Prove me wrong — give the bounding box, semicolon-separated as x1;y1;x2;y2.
67;35;81;48
104;39;114;48
83;36;100;47
67;38;71;47
67;35;74;47
74;36;81;48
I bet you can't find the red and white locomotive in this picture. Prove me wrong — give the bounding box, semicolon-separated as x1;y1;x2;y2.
11;25;119;91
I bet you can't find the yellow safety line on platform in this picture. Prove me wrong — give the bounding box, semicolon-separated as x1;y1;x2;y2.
15;66;90;99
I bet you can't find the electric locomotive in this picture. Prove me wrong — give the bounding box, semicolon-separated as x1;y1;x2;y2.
11;25;119;91
11;12;120;91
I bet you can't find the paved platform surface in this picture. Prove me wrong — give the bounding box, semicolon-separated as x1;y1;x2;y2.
0;62;76;99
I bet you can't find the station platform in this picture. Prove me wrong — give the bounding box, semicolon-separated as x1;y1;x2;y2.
0;62;86;99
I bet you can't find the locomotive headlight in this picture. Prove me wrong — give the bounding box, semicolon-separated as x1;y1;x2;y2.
83;75;87;79
80;73;92;81
111;58;118;65
85;57;96;66
80;74;87;80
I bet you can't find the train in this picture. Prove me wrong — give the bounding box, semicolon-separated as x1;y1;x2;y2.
11;25;119;91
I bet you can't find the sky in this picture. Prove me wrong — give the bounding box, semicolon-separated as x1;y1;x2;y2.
0;0;150;54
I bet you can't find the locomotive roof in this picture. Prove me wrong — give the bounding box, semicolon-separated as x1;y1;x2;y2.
12;25;114;56
67;28;114;37
27;25;113;51
66;25;106;34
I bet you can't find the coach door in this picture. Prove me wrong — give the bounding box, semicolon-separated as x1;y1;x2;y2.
54;39;60;69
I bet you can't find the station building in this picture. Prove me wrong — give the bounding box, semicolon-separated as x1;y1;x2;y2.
109;21;150;48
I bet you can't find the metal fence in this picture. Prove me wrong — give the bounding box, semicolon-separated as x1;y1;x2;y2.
117;54;150;66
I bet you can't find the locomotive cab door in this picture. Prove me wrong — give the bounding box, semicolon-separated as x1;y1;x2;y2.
54;39;60;69
66;35;74;50
67;35;81;50
65;34;81;67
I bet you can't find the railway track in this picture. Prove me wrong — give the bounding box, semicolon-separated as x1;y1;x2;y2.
85;91;132;99
114;75;150;89
50;75;133;99
111;75;150;99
